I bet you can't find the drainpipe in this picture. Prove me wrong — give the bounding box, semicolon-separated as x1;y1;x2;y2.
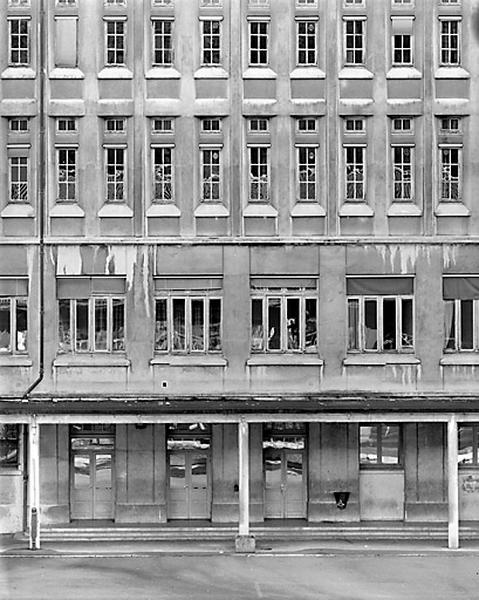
23;0;46;399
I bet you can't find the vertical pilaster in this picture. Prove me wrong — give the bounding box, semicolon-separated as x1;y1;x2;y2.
28;420;41;550
447;415;459;549
235;419;255;553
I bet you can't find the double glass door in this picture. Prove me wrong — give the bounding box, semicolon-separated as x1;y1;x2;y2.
70;433;114;520
168;451;211;519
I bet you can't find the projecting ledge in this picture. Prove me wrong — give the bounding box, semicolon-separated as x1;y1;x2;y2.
243;204;278;217
53;355;130;368
150;355;228;367
247;355;323;367
98;204;134;218
339;203;374;217
195;203;229;217
145;67;181;79
440;354;479;366
343;354;420;367
386;67;422;80
146;204;181;217
1;203;34;218
435;67;470;80
387;203;422;217
97;67;133;80
290;67;325;80
50;203;85;218
49;68;85;80
291;203;325;217
0;356;33;367
435;202;470;217
1;67;36;80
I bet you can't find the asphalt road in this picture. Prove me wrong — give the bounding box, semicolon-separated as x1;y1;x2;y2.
1;554;478;600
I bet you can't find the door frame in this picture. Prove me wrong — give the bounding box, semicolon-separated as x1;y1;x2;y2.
167;449;212;520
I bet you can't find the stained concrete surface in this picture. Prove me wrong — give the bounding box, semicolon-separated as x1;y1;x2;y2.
1;554;479;600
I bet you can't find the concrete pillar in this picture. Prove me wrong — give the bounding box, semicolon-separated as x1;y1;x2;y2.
235;420;255;553
447;416;459;549
28;421;40;550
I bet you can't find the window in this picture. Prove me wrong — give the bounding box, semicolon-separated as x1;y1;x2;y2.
443;278;479;352
54;16;78;68
345;117;365;133
58;297;125;353
201;0;222;6
201;19;221;66
251;293;317;353
152;118;174;133
248;118;269;133
296;0;318;6
459;425;479;466
152;146;174;203
56;0;77;6
9;118;29;133
201;147;221;202
105;20;126;66
440;146;461;201
152;19;173;66
344;146;365;201
296;20;317;66
8;0;30;6
344;0;365;4
296;118;317;133
440;117;461;133
249;146;270;202
0;425;20;469
105;147;126;202
392;146;413;201
392;32;412;66
440;20;460;66
104;0;126;5
9;18;30;66
152;0;173;5
57;118;77;132
249;21;269;66
9;157;29;202
297;146;317;202
154;297;222;353
249;0;269;6
440;0;460;5
347;280;414;353
391;117;413;133
201;118;221;133
344;19;365;65
105;118;125;133
360;425;402;466
0;298;28;354
57;147;77;202
392;0;413;4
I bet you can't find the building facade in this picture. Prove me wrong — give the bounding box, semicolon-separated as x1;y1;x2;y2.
0;0;478;550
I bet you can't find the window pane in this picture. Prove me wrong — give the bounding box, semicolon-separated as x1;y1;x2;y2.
305;298;317;351
286;298;300;350
172;298;186;351
191;299;205;351
15;298;28;353
0;299;11;352
58;299;71;353
0;424;19;467
401;298;413;348
208;298;222;352
460;300;474;350
94;298;108;350
360;426;378;464
112;299;125;351
381;425;400;465
155;298;168;351
251;298;264;351
459;426;474;465
267;298;281;350
348;298;359;350
364;299;378;350
444;300;456;350
75;299;89;352
383;298;397;351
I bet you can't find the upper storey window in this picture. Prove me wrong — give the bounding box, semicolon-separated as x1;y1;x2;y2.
9;118;29;133
104;0;127;6
0;297;28;354
201;0;222;6
152;0;173;5
391;17;414;66
249;21;269;66
105;147;126;203
9;18;30;66
344;18;365;66
444;277;479;352
56;0;77;6
344;146;365;201
296;0;318;6
296;20;318;67
8;0;30;6
439;19;460;66
248;146;270;202
9;156;29;203
152;19;174;66
201;19;221;66
105;19;126;66
0;425;20;469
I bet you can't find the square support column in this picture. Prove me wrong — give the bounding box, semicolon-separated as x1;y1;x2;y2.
28;421;41;550
235;420;255;553
447;416;459;549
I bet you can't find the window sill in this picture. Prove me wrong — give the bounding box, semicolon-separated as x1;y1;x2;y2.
49;67;85;80
386;67;422;80
98;203;133;218
338;67;374;80
247;354;322;367
435;67;470;80
0;469;23;476
441;353;479;366
194;67;229;79
291;203;326;217
1;67;36;80
0;355;32;367
360;466;404;472
243;67;277;80
339;203;374;217
150;355;227;367
146;204;181;217
194;203;229;217
145;67;181;79
53;354;130;368
98;67;133;80
387;202;422;217
1;203;34;218
50;203;85;218
290;67;325;80
344;354;420;367
435;202;470;217
243;204;278;217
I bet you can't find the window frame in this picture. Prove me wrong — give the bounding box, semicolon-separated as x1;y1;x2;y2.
0;297;28;355
444;298;479;352
391;144;414;202
296;19;318;67
152;144;174;204
200;145;222;203
439;144;462;202
344;144;366;202
248;20;269;67
459;424;479;467
201;18;222;67
104;145;126;203
151;18;174;67
56;146;78;203
439;18;461;67
296;144;318;203
343;17;366;66
248;144;270;203
392;32;413;67
8;154;29;203
104;18;126;67
359;424;403;469
0;424;21;470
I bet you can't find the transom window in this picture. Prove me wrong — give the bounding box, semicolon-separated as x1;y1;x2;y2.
57;147;77;202
152;19;174;66
248;146;270;202
155;296;222;353
9;18;30;66
8;0;31;6
152;118;174;133
105;20;126;66
344;0;365;5
9;118;29;133
345;117;365;133
201;0;222;6
392;146;413;201
440;117;461;134
344;19;365;65
56;0;77;6
392;0;413;4
391;117;413;133
0;298;28;354
297;20;317;66
152;0;173;5
105;147;126;202
104;0;127;6
251;293;317;353
440;146;461;201
57;118;77;132
152;146;174;203
296;0;317;6
0;425;20;469
360;425;402;466
344;146;365;201
440;20;460;66
297;146;318;202
201;147;221;202
9;156;29;202
58;297;125;353
248;118;269;133
296;118;317;133
459;425;479;466
105;118;125;133
201;118;222;133
249;21;269;66
201;19;221;66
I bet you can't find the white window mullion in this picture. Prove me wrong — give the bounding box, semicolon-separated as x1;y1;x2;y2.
281;296;287;352
359;297;365;352
377;297;383;353
474;299;478;351
396;296;402;351
456;299;462;351
185;297;191;353
106;297;112;353
88;298;94;352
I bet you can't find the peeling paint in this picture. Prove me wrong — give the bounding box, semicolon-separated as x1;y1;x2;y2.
56;245;82;275
443;245;458;270
142;246;150;318
107;246;137;289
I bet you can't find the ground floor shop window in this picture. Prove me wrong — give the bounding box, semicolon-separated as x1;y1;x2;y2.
0;424;19;468
359;424;402;467
459;424;479;466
